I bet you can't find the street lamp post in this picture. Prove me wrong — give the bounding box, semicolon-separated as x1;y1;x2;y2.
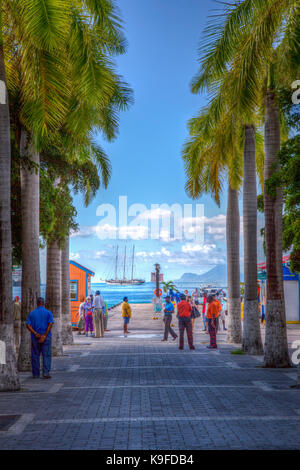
155;263;160;297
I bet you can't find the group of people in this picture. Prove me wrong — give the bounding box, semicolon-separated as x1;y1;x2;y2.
13;281;268;381
162;290;227;350
77;291;109;337
200;291;227;333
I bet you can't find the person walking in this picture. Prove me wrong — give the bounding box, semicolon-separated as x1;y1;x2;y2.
177;294;195;350
201;292;208;332
162;296;177;342
26;297;54;379
93;290;105;338
206;295;220;349
13;296;21;356
122;297;132;337
83;297;94;337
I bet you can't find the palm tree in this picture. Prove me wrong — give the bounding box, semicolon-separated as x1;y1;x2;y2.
39;173;77;353
42;140;113;351
3;1;73;372
183;106;243;344
0;17;20;390
4;0;132;371
18;133;41;370
190;0;298;365
46;240;63;356
61;235;73;345
226;184;242;344
242;125;264;354
162;281;177;294
263;85;290;366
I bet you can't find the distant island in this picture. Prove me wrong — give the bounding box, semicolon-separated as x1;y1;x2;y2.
176;265;244;284
177;265;227;284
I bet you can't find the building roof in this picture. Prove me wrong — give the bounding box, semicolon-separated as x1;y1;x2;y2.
257;255;290;271
69;260;95;276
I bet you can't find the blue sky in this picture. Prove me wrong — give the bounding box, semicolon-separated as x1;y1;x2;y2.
67;0;253;282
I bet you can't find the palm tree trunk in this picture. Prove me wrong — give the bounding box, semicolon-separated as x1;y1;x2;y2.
0;38;20;391
263;90;290;367
242;125;263;354
61;235;73;345
226;184;242;343
46;240;63;356
18;129;40;372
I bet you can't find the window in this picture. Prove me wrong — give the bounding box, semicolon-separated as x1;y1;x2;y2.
70;281;78;301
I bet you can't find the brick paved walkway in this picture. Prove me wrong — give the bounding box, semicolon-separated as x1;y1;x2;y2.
0;304;299;449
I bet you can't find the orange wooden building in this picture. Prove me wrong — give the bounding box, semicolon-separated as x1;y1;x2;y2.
69;260;95;327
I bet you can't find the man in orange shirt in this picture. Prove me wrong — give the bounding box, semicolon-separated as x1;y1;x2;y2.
213;293;222;332
206;295;220;349
177;294;195;350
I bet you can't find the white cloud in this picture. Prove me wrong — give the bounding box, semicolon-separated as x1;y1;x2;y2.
182;243;217;254
136;247;172;259
70;213;238;244
71;224;149;240
119;225;149;240
136;208;172;220
135;241;225;267
70;252;80;260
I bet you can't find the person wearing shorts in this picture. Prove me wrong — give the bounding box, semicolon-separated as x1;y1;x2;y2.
122;297;132;337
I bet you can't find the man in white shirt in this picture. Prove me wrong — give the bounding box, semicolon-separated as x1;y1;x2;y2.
93;290;105;337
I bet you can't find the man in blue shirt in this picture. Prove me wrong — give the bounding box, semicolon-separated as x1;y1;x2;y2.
162;296;178;342
26;297;54;379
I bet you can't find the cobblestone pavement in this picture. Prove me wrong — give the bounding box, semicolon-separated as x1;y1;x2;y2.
0;304;299;450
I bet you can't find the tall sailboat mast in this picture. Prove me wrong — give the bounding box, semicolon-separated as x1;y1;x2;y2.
115;246;118;280
123;246;127;280
131;246;135;281
105;244;145;285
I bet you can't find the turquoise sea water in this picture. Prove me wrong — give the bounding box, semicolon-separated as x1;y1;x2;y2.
90;282;226;308
13;282;227;309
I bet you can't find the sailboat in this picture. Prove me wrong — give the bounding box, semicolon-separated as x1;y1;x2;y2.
105;246;145;285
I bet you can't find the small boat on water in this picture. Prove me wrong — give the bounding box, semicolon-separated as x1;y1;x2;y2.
199;286;223;296
105;246;145;286
106;278;145;286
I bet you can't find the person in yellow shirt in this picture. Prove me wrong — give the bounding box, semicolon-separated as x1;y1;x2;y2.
122;296;132;337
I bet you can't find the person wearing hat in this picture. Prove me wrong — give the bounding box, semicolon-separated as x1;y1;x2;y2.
93;290;105;338
122;297;132;337
162;296;177;342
